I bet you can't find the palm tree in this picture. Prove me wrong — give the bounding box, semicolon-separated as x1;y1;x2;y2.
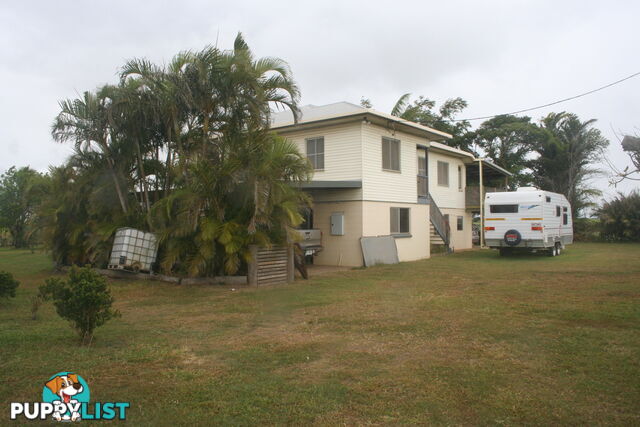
52;91;131;214
531;112;609;217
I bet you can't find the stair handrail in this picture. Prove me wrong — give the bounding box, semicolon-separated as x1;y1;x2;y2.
428;192;450;246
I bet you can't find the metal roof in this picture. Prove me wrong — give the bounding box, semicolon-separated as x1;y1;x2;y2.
271;102;452;140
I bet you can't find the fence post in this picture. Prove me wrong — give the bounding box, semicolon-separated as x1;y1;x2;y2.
247;245;258;286
287;245;294;283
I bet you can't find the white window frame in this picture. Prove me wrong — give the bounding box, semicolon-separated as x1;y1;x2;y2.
437;161;449;187
306;137;325;170
382;137;401;172
390;207;410;235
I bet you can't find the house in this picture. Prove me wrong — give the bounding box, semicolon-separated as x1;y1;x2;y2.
271;102;510;267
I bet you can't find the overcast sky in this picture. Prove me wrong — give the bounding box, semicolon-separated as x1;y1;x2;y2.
1;0;638;197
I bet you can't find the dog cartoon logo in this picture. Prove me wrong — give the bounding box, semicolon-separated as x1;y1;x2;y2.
43;372;90;422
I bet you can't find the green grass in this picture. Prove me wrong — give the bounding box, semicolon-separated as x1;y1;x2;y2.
1;243;639;425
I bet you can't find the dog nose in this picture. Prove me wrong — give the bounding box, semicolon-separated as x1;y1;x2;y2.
73;383;82;390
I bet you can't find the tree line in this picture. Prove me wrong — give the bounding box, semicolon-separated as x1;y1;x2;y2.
1;40;639;268
1;34;312;276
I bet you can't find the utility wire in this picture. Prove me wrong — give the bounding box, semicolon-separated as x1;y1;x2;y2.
443;71;640;122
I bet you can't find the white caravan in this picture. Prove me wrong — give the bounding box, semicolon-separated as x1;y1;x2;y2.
484;188;573;256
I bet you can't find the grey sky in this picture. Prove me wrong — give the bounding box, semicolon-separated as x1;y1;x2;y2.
1;0;638;197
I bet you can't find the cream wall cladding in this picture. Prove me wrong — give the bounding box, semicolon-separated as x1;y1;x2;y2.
361;124;429;203
311;201;364;267
277;122;363;182
361;201;430;262
441;207;473;251
428;150;467;209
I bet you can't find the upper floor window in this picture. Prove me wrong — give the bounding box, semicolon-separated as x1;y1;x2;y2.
458;165;463;190
437;161;449;187
382;137;400;171
306;137;324;170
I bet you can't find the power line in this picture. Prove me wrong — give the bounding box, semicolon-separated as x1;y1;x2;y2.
447;71;640;122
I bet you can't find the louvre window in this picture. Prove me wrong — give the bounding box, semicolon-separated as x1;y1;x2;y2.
390;207;410;234
437;161;449;187
306;137;324;170
382;137;400;171
457;216;463;231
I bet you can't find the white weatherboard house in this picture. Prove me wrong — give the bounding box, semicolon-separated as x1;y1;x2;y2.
272;102;510;267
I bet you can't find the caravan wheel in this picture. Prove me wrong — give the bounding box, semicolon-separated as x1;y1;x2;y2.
548;246;557;257
555;243;562;256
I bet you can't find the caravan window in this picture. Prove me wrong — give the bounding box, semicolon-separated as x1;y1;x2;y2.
490;204;518;213
563;213;568;225
556;206;561;217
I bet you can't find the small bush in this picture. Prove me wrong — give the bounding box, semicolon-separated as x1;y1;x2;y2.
0;271;19;300
598;191;640;242
40;266;120;345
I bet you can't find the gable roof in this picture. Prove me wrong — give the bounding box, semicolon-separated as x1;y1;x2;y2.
270;101;452;141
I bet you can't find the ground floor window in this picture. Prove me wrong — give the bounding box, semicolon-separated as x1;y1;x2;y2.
457;216;463;231
390;207;410;234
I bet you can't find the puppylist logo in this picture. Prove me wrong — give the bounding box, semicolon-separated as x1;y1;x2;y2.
10;372;129;422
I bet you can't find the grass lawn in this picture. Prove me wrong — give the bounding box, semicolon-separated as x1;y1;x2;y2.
1;243;639;425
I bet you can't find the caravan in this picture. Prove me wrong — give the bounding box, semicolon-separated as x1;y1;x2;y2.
484;188;573;256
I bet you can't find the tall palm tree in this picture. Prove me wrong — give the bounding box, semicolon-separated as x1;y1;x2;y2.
531;112;609;216
52;91;131;214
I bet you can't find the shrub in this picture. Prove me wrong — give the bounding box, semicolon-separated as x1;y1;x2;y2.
598;191;640;242
573;218;602;242
0;271;19;300
40;266;120;345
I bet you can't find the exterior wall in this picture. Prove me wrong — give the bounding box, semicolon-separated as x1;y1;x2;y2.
311;200;363;267
361;201;430;262
277;122;363;182
428;150;467;209
307;188;362;202
361;123;429;203
441;207;473;251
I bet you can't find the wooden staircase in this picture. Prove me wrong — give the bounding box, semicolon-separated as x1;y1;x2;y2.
428;192;451;253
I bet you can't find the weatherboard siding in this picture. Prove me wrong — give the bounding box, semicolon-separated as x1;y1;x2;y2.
428;150;466;210
277;122;363;182
361;123;428;203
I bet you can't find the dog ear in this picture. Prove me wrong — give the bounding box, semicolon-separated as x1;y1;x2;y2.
68;374;79;384
45;376;63;395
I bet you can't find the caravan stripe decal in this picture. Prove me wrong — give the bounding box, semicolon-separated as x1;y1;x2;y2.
485;218;505;221
521;217;543;220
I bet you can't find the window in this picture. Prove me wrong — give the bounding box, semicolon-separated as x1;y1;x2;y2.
390;207;410;234
556;206;561;217
457;216;463;231
299;208;313;229
458;166;463;190
563;213;568;225
546;196;551;202
437;161;449;187
563;206;568;212
490;204;518;213
417;154;428;197
306;137;324;170
382;137;400;171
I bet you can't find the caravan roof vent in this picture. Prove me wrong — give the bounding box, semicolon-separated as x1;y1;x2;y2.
516;187;539;192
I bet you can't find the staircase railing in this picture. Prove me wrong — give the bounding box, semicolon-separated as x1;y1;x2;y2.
429;192;450;247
